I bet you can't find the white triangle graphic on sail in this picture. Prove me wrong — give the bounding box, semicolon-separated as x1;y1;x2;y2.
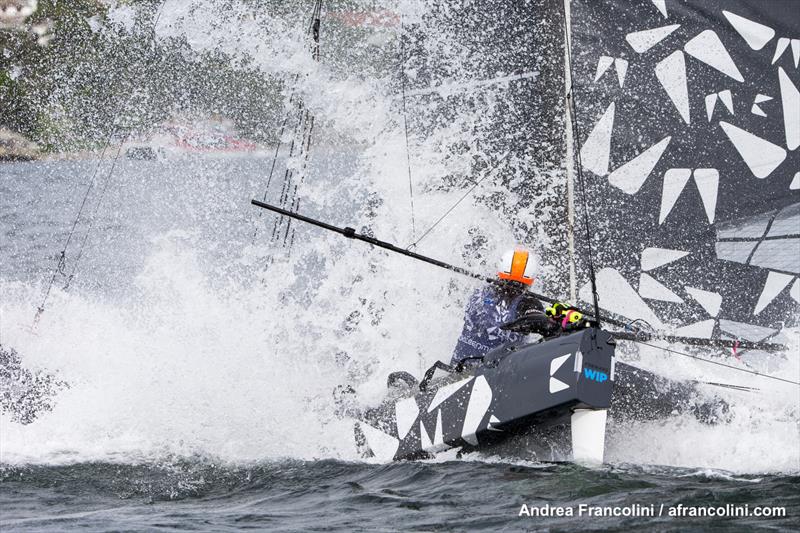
641;247;689;271
639;273;684;303
706;91;734;121
656;51;690;124
579;268;664;328
791;172;800;190
594;56;614;82
607;136;671;194
614;58;628;87
719;122;787;179
651;0;667;18
793;40;800;68
755;94;772;104
772;37;790;64
626;24;680;54
693;168;719;224
675;319;715;339
719;319;777;342
580;103;615;176
685;287;722;317
754;271;794;315
659;168;692;224
719;90;734;114
684;30;744;82
751;104;767;117
791;279;800;303
778;67;799;151
705;93;718;122
723;11;775;51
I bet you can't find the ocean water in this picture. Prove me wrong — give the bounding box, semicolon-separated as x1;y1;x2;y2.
1;459;798;531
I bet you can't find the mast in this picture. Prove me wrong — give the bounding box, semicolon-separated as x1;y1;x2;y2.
563;0;577;303
561;0;601;326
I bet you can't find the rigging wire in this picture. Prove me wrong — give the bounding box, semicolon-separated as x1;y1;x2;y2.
271;105;307;240
634;339;800;387
406;151;511;250
399;14;417;242
257;0;322;257
32;135;114;326
561;1;601;324
277;110;315;246
32;2;167;327
252;76;299;242
63;141;127;290
282;0;322;250
284;114;316;247
693;381;760;393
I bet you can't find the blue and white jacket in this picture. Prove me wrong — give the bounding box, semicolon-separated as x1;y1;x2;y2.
450;284;544;366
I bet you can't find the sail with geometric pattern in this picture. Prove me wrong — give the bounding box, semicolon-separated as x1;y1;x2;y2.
568;0;799;342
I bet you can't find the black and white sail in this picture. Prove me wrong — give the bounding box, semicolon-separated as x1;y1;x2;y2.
567;0;799;342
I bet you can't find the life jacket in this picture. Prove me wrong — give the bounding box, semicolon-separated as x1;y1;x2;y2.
450;285;536;365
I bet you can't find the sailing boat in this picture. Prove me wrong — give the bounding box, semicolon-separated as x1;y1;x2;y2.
250;0;798;463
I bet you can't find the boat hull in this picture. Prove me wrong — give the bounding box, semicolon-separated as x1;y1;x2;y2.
354;328;616;461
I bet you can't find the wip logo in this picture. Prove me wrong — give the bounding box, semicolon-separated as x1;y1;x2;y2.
549;353;571;393
584;366;609;383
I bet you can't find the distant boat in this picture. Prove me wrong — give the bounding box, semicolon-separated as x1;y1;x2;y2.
124;118;257;160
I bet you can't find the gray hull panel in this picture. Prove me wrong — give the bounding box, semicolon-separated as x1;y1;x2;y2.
354;329;616;461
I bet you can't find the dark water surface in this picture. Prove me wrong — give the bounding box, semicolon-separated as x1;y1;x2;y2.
1;459;798;531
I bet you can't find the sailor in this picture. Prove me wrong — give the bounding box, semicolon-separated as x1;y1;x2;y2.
450;247;585;367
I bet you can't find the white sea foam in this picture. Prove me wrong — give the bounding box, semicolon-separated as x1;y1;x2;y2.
1;1;797;475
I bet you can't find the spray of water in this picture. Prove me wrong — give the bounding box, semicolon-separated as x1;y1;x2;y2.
1;0;797;473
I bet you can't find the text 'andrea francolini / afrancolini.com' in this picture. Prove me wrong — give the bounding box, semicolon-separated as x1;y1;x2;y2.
518;503;788;519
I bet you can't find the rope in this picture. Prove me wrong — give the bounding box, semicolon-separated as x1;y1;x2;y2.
32;134;114;326
283;0;323;251
63;141;126;290
400;15;417;241
258;0;322;256
32;1;167;327
270;107;306;241
636;340;800;387
406;151;510;250
283;115;316;247
252;78;299;242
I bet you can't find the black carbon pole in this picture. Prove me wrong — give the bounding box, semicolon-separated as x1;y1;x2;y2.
611;331;785;353
251;199;578;309
250;199;788;354
252;199;496;284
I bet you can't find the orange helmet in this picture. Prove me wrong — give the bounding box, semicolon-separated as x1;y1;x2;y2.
497;247;536;286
